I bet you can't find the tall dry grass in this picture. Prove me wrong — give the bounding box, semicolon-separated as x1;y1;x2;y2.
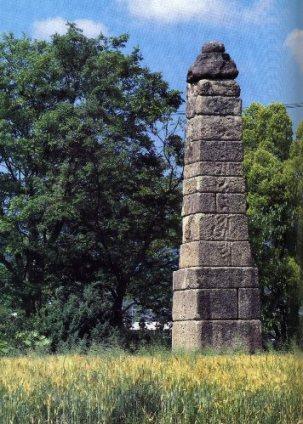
0;351;302;423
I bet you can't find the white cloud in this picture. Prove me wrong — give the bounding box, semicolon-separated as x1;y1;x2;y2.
285;29;303;71
121;0;274;25
33;17;108;39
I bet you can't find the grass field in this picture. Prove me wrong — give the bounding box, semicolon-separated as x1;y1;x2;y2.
0;351;302;423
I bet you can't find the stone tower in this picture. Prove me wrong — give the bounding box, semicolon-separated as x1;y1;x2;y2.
172;41;262;352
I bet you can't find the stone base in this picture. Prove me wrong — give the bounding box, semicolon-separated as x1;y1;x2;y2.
172;319;262;353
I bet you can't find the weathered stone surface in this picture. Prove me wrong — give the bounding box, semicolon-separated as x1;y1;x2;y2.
187;96;242;118
202;41;225;53
188;80;240;98
173;267;259;290
173;289;238;321
231;241;253;266
239;288;261;319
183;176;245;195
184;140;243;164
187;116;242;141
172;320;262;352
216;193;247;213
182;193;216;216
184;161;243;179
179;241;253;268
187;47;239;83
179;241;231;268
182;214;249;242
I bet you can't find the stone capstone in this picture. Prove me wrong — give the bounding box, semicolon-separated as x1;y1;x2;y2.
202;41;225;53
187;42;239;83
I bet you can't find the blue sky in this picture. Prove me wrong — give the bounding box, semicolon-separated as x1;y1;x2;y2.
0;0;302;128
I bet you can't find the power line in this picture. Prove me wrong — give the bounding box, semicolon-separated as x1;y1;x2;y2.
172;102;303;116
285;103;303;109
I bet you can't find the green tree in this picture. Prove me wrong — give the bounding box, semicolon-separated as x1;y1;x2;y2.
0;25;183;345
296;120;303;142
243;103;302;345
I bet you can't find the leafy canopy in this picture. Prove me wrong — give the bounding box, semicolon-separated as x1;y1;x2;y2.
0;25;183;347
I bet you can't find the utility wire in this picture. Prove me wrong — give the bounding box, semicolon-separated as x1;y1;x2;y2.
172;102;303;116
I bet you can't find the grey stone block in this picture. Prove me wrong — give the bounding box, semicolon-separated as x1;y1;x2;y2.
172;320;262;352
231;241;253;266
187;96;242;118
183;176;245;195
239;288;261;319
184;140;243;164
216;193;246;213
188;80;240;98
187;116;242;142
173;267;259;290
179;241;252;268
179;241;231;268
184;161;243;179
173;289;238;320
182;213;249;242
182;193;216;216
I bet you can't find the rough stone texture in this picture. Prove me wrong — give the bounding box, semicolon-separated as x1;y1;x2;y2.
187;96;242;118
187;43;239;83
173;267;259;290
179;241;231;268
179;241;253;268
188;80;240;97
182;214;249;242
173;289;238;320
183;176;245;195
202;41;225;53
231;241;253;266
182;193;247;216
172;41;261;352
187;116;242;141
172;320;262;352
216;193;247;213
238;288;261;319
184;140;243;164
184;161;243;179
182;193;216;216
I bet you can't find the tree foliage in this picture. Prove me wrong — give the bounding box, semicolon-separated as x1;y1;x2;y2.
0;25;183;347
243;103;302;345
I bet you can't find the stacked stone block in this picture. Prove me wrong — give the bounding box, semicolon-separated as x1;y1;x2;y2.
172;42;262;352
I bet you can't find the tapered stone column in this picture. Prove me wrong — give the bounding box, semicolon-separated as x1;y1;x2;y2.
172;41;262;352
